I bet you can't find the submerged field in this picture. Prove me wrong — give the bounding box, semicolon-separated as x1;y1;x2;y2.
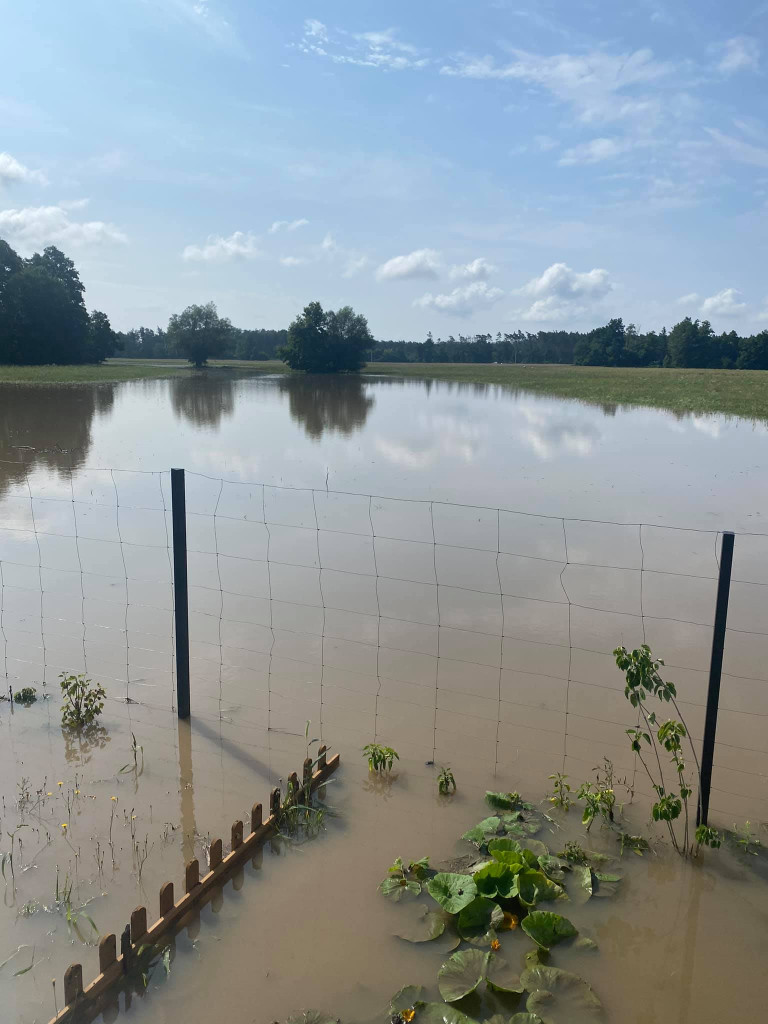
365;362;768;421
0;361;286;384
1;360;767;422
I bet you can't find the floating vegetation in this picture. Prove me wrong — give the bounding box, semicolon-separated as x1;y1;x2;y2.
12;688;37;706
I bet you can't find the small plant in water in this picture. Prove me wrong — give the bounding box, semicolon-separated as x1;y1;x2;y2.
60;672;106;728
729;821;760;856
576;779;615;831
618;831;651;857
13;687;37;706
615;644;721;857
363;743;399;773
559;839;589;864
437;766;456;795
547;772;571;810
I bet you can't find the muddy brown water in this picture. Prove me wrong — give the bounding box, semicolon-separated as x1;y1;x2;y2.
1;373;767;1023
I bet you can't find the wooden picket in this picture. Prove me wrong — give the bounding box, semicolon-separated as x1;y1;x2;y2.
48;747;338;1024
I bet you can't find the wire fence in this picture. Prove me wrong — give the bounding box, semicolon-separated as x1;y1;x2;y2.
1;459;767;825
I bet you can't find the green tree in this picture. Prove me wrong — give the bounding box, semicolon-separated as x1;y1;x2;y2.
423;331;435;362
574;318;626;366
737;330;768;370
167;302;232;368
666;318;714;368
87;310;117;362
279;301;373;372
1;265;88;364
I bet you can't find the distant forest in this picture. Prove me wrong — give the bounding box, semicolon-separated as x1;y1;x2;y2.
119;316;768;370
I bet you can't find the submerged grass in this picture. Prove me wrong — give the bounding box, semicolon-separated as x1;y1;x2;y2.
0;360;287;384
364;361;768;421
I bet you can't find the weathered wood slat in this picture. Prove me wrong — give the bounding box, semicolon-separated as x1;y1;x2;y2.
48;752;339;1024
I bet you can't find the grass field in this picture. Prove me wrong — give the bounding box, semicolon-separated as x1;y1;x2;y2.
0;358;765;420
0;359;287;384
365;362;768;420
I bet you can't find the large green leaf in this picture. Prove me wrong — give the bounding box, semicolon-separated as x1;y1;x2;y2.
520;911;578;950
522;966;602;1024
568;864;592;905
416;1004;480;1024
390;985;424;1012
516;870;562;907
457;896;503;945
438;949;489;1002
486;791;528;811
395;905;447;943
380;876;421;901
538;855;568;882
474;861;519;899
592;872;621;898
427;873;478;914
462;817;502;847
521;840;550;860
485;951;525;994
487;837;523;862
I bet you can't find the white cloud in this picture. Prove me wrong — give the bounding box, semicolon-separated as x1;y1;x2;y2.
0;203;126;248
448;257;497;280
705;128;768;168
376;248;441;281
700;288;746;317
559;137;640;165
440;48;671;123
182;230;261;261
300;21;427;70
515;262;613;321
718;37;760;74
279;256;308;267
533;134;558;151
269;218;309;233
304;19;328;42
342;254;369;278
677;292;700;305
414;281;504;316
0;152;47;188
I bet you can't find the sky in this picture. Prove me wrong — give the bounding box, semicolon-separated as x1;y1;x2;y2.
1;0;767;338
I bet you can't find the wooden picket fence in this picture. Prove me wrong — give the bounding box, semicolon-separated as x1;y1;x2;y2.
50;747;340;1024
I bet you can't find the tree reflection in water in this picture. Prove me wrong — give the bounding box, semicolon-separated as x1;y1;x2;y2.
169;373;236;429
0;383;115;499
278;374;374;439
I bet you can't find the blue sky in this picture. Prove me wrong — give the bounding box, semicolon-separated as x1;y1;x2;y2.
1;1;767;337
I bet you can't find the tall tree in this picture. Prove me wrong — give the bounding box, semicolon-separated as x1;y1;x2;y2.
167;302;233;368
279;301;373;372
666;318;714;368
87;310;118;362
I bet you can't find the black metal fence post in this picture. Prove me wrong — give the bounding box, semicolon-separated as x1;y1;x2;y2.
698;530;735;826
171;468;191;719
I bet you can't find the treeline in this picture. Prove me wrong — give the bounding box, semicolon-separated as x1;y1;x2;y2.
374;318;768;370
118;325;287;360
0;240;116;364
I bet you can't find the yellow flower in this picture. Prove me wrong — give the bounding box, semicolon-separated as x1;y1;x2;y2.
131;815;136;820
74;790;80;795
57;781;63;787
47;792;52;796
491;938;501;951
501;912;519;931
61;823;68;830
402;1011;415;1023
111;796;117;801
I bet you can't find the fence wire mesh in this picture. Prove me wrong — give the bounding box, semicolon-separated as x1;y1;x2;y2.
1;459;767;824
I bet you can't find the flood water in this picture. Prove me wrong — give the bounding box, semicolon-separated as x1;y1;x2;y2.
1;371;767;1024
